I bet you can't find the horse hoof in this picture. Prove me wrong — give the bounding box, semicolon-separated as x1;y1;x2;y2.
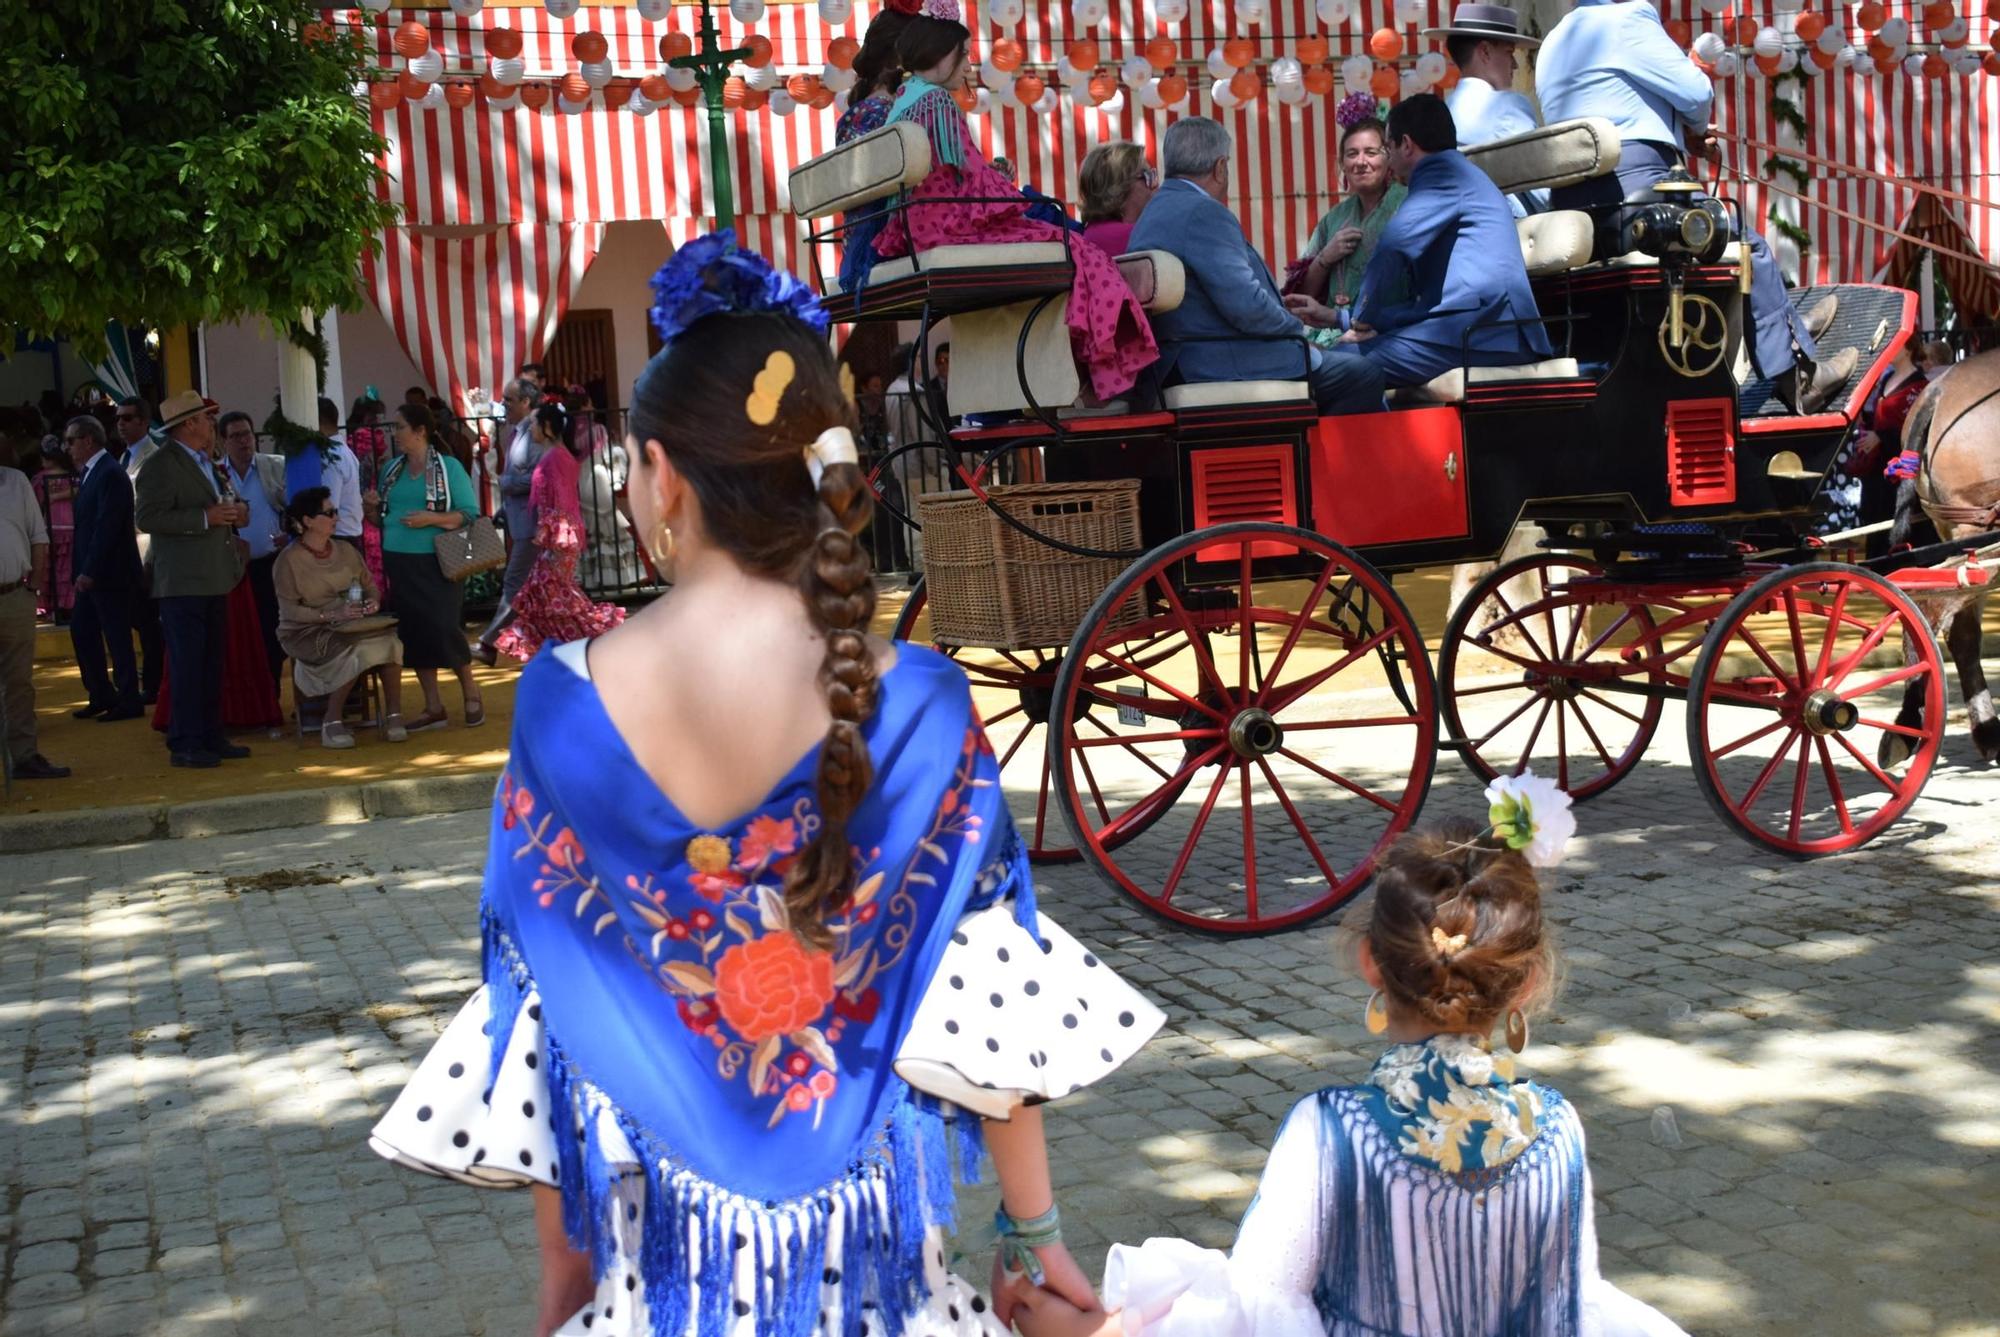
1972;719;2000;765
1879;734;1914;769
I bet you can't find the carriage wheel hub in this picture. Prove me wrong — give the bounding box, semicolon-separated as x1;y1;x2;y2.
1804;689;1859;736
1227;708;1285;759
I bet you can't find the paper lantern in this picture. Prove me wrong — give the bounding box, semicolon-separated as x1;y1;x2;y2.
490;56;525;85
443;82;474;108
1951;47;1981;72
730;0;767;21
1368;28;1402;61
1270;54;1303;87
1752;25;1782;55
659;33;694;64
1665;18;1692;46
1731;16;1758;44
746;64;780;90
1303;65;1335;94
1294;35;1329;64
992;38;1025;70
821;63;856;91
553;72;585;102
1712;50;1741;76
1807;43;1839;67
1369;64;1398;96
1340;54;1373;88
1273;80;1308;104
1317;0;1357;25
771;89;800;115
368;81;403;110
1155;0;1190;23
417;83;448;111
486;26;523;60
394;20;430;58
1855;1;1886;30
1089;70;1119;101
635;73;670;102
1791;10;1826;41
988;0;1025;24
1238;0;1270;26
545;0;580;17
664;66;697;90
1692;30;1727;60
1223;37;1256;66
744;88;770;109
1414;50;1446;83
1159;71;1190;101
1068;38;1102;67
979;59;1009;88
952;84;979;111
1210;77;1240;108
1942;18;1970;44
813;86;839;108
1873;50;1900;71
1010;73;1044;103
1836;43;1858;67
1983;50;2000;73
636;0;673;19
1921;50;1948;74
1122;54;1154;83
1394;0;1425;24
1921;0;1953;27
1438;60;1460;90
818;0;854;23
518;82;552;109
580;60;613;87
1865;33;1891;57
719;75;747;107
408;50;444;83
784;72;815;99
396;71;427;99
573;30;608;62
738;34;771;67
627;86;654;113
1879;16;1909;44
828;36;860;69
1815;25;1845;52
1206;48;1234;78
479;72;509;98
1071;0;1110;29
1147;36;1180;68
670;83;701;105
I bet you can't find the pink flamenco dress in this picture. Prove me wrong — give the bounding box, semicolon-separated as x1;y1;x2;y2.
494;445;625;662
875;77;1157;403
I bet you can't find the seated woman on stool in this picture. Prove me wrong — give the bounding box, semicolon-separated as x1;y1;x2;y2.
274;487;408;750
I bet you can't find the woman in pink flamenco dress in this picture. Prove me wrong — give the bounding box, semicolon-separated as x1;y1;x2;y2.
876;5;1157;404
494;403;624;661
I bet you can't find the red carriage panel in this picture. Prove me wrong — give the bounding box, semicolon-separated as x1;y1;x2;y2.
1190;445;1301;561
1309;408;1469;548
1665;398;1737;508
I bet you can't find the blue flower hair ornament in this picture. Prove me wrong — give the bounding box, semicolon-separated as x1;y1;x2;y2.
646;229;829;345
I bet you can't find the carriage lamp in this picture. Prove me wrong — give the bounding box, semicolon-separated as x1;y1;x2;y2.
1619;170;1732;267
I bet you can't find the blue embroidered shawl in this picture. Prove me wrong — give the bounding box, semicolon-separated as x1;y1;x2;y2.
482;643;1031;1335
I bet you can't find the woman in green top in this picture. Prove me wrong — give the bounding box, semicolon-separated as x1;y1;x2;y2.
1282;116;1408;349
367;401;486;731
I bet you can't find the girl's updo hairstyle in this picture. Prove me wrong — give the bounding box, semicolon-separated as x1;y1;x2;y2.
629;313;874;951
853;8;913;96
895;14;971;75
533;401;571;450
1365;820;1555;1033
283;486;334;538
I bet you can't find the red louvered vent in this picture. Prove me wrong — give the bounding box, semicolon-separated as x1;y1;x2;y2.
1665;398;1737;507
1191;444;1299;561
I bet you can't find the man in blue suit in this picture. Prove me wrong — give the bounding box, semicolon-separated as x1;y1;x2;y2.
62;416;146;721
1128;116;1383;415
1288;94;1552;390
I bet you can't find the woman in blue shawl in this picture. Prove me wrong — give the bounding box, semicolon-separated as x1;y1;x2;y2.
371;233;1163;1337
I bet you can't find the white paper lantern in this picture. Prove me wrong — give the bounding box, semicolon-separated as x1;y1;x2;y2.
988;0;1025;24
1752;25;1782;56
821;63;857;91
544;0;580;17
448;0;485;15
973;88;993;114
1776;47;1799;72
731;0;767;21
417;83;448;110
665;66;698;90
1057;58;1086;86
1398;68;1425;97
558;95;588;114
1071;0;1109;29
767;89;797;115
1097;90;1126;113
1815;27;1845;52
1801;49;1825;74
581;60;615;88
1274;80;1309;104
1952;47;1982;74
1237;0;1269;25
817;0;853;21
1878;17;1908;44
1035;88;1059;112
1691;30;1726;61
626;87;653;113
408;50;444;83
992;80;1021;107
636;0;673;17
1133;77;1165;107
489;91;521;110
1837;43;1858;68
1317;0;1356;27
1339;53;1372;90
1207;48;1234;78
1270;54;1304;89
745;63;780;90
1122;55;1154;84
1939;17;1969;42
1393;0;1425;27
358;0;391;10
1210;77;1240;107
1902;50;1926;74
1155;0;1190;23
1713;50;1740;76
979;60;1009;89
1414;50;1447;83
490;55;526;85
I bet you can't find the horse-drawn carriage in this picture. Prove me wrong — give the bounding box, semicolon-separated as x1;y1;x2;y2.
789;114;1992;934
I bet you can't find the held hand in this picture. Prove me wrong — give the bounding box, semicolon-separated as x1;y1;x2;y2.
1339;322;1377;344
203;501;237;527
74;574;95;595
1013;1284;1121;1337
399;511;431;529
1283;293;1338;328
1031;1241;1099;1315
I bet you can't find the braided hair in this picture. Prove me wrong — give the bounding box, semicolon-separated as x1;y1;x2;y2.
628;312;876;950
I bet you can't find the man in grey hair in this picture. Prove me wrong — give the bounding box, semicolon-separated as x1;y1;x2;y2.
475;376;546;662
1129;116;1383;414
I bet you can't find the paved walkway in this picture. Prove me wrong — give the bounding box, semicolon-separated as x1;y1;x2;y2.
2;724;1997;1335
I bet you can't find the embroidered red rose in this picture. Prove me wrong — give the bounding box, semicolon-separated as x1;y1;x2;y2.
713;934;836;1042
677;997;719;1036
738;815;800;869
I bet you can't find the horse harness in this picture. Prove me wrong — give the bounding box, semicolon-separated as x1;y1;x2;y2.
1915;367;2000;530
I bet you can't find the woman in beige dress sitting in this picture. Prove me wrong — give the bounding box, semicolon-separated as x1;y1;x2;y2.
275;486;409;749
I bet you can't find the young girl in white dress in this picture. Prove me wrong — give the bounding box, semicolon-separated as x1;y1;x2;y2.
1008;782;1690;1337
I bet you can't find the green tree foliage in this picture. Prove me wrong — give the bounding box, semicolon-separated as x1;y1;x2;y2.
0;2;397;349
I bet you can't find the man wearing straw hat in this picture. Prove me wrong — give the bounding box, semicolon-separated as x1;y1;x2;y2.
1422;3;1548;216
135;391;250;768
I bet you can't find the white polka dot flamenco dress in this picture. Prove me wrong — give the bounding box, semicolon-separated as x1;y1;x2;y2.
370;898;1164;1336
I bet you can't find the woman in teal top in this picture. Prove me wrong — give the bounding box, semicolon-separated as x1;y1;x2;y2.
370;401;485;730
1283;114;1408;349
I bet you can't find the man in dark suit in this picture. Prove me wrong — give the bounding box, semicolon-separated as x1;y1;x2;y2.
61;416;145;721
135;392;249;768
113;395;165;702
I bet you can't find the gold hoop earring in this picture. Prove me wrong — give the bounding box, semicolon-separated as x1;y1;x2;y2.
1504;1008;1530;1054
647;520;676;572
1364;990;1389;1036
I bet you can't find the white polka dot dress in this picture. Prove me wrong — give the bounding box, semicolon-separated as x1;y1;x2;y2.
371;899;1161;1334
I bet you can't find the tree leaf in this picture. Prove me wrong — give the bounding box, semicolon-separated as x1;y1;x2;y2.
791;1026;838;1073
748;1034;781;1096
663;961;716;996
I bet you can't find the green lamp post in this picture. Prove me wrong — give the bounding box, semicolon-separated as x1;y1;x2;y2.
668;0;751;230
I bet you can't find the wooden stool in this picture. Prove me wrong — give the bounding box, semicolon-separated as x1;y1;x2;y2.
293;663;387;741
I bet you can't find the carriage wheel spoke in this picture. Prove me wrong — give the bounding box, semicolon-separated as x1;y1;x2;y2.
1471;691;1546;749
1782;590;1812;686
1261;555;1344;694
1854;716;1929;740
1710;716;1790;761
1078;714;1191;781
1841;660;1934;701
1514;697;1556;776
1810;583;1852;688
1255;756;1344;894
1092;648;1229;722
1463;637;1562;678
1787;735;1813;844
1541;569;1569;667
1159;580;1233;705
1454;678;1537;699
1738;728;1801;813
1821;610;1902;688
1555;703;1571;791
1035;744;1056;847
1240;767;1259;923
995;721;1036;773
1579;606;1640;661
1281;715;1424;732
1487;590;1554;662
1075;740;1113;827
1159;762;1234;905
982;703;1026;728
1734;623;1798;688
1815;736;1856;836
1262;625;1400;714
1832;730;1905;792
1683;682;1785;714
1567;697;1619;770
1275;747;1400;813
1239;550;1255;696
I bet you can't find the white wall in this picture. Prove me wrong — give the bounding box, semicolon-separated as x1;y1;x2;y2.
202;318;284;423
335;301;432;416
569;219;673;411
0;340;110;413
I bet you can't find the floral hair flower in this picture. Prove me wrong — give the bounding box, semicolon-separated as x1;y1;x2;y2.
1483;772;1576;869
647;229;829;346
919;0;961;18
1335;90;1383;130
883;0;923;13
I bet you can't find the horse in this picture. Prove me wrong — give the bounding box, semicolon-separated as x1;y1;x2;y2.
1881;349;2000;766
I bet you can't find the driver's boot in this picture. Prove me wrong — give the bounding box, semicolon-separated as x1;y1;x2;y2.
1776;347;1860;415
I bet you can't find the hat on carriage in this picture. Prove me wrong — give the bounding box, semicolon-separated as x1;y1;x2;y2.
1421;2;1541;46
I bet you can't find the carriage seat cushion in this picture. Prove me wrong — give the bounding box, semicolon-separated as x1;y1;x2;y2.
1464;118;1623;195
1397;358;1582;404
1518;212;1594;277
1115;250;1186;314
788;122;932;220
1163;379;1313;410
864;241;1073;288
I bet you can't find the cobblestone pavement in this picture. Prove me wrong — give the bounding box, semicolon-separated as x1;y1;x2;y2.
2;721;1997;1337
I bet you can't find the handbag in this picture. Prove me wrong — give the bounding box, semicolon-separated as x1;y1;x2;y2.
435;514;506;581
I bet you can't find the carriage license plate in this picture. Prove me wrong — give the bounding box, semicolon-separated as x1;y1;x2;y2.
1116;687;1146;728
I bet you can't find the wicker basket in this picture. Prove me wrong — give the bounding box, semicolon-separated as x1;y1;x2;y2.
916;480;1143;650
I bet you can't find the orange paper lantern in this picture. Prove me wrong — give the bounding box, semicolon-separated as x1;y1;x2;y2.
519;82;552;109
953;84;979;110
1158;72;1190;101
1921;1;1954;27
302;21;334;46
828;36;860;69
1067;38;1101;68
991;38;1024;71
743;34;773;67
1014;74;1046;103
1368;28;1402;61
1865;34;1892;57
1808;45;1839;68
723;75;748;107
369;81;403;110
394;20;430;58
741;88;768;110
486;27;523;60
1089;71;1118;101
672;84;703;106
1664;19;1692;47
1755;51;1782;74
640;74;672;101
1296;35;1329;64
1302;65;1336;94
1222;37;1255;67
787;73;819;99
659;32;694;61
1985;50;2000;73
1146;36;1179;69
1731;15;1758;45
1855;1;1886;30
1369;64;1399;96
1873;51;1902;72
573;30;608;62
396;71;427;99
444;82;475;108
559;72;591;102
1794;12;1827;42
1922;51;1949;75
809;87;836;109
480;72;510;98
1230;68;1263;99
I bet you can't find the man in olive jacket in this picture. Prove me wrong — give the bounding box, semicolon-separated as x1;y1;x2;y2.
135;392;249;768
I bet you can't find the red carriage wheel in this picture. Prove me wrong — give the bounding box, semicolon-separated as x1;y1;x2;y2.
893;581;1185;863
1439;554;1664;801
1687;562;1945;856
1049;524;1437;934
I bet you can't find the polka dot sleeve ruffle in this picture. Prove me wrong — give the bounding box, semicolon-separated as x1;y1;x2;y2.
894;902;1165;1120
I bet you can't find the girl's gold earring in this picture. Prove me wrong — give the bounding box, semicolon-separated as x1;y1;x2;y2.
1504;1008;1530;1054
648;520;677;572
1364;991;1389;1036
